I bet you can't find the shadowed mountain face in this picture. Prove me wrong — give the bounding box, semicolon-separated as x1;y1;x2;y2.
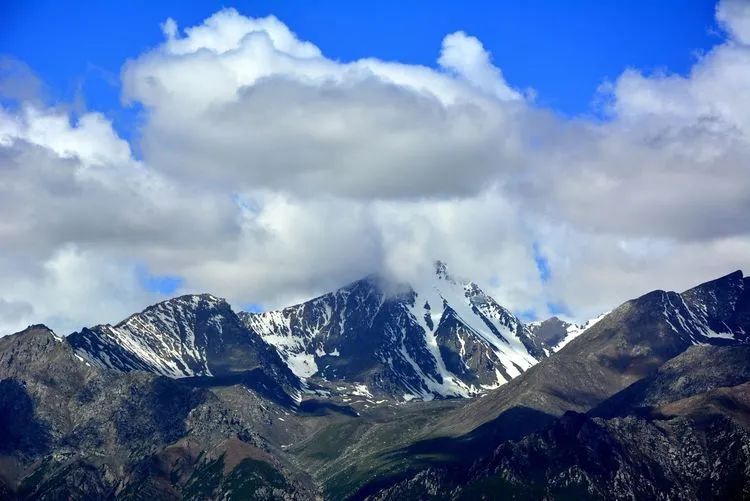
240;263;547;400
592;344;750;419
370;345;750;501
0;270;749;500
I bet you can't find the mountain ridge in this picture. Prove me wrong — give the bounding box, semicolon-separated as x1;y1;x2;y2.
68;293;303;401
1;268;749;499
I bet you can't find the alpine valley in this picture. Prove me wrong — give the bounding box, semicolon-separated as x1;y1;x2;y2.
1;262;750;500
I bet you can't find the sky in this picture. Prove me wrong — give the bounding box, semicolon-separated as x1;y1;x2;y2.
2;1;720;123
0;0;748;335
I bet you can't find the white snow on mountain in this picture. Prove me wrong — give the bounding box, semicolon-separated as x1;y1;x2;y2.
405;268;537;396
72;294;225;377
556;313;608;352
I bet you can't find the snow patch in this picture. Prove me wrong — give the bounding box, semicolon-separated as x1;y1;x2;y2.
351;384;372;398
285;351;318;379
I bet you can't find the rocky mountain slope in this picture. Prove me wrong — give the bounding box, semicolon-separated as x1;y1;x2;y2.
0;325;319;499
314;270;750;498
370;345;750;500
434;270;750;436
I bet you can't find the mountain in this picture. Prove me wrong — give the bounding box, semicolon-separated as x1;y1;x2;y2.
343;270;750;498
239;262;544;401
435;270;750;435
680;270;750;343
372;345;750;500
0;325;318;499
1;269;749;500
527;313;607;353
62;262;613;403
68;294;302;402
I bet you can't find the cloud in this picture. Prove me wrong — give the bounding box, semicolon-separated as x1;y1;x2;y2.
0;57;44;103
0;299;33;327
717;0;750;44
0;245;164;336
0;106;239;257
0;105;241;334
509;0;750;246
438;31;522;101
543;44;748;243
121;8;528;199
0;1;749;334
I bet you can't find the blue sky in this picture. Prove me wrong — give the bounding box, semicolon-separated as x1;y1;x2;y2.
3;0;720;134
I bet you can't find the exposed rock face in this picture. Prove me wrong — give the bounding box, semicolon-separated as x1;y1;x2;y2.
241;263;544;400
472;346;750;500
474;344;750;500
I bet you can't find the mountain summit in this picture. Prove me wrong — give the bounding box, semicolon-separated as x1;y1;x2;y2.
68;293;301;399
240;262;549;400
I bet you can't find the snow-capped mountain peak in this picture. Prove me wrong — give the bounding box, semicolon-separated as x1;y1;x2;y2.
241;262;546;401
528;313;608;354
70;294;231;377
68;294;301;396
